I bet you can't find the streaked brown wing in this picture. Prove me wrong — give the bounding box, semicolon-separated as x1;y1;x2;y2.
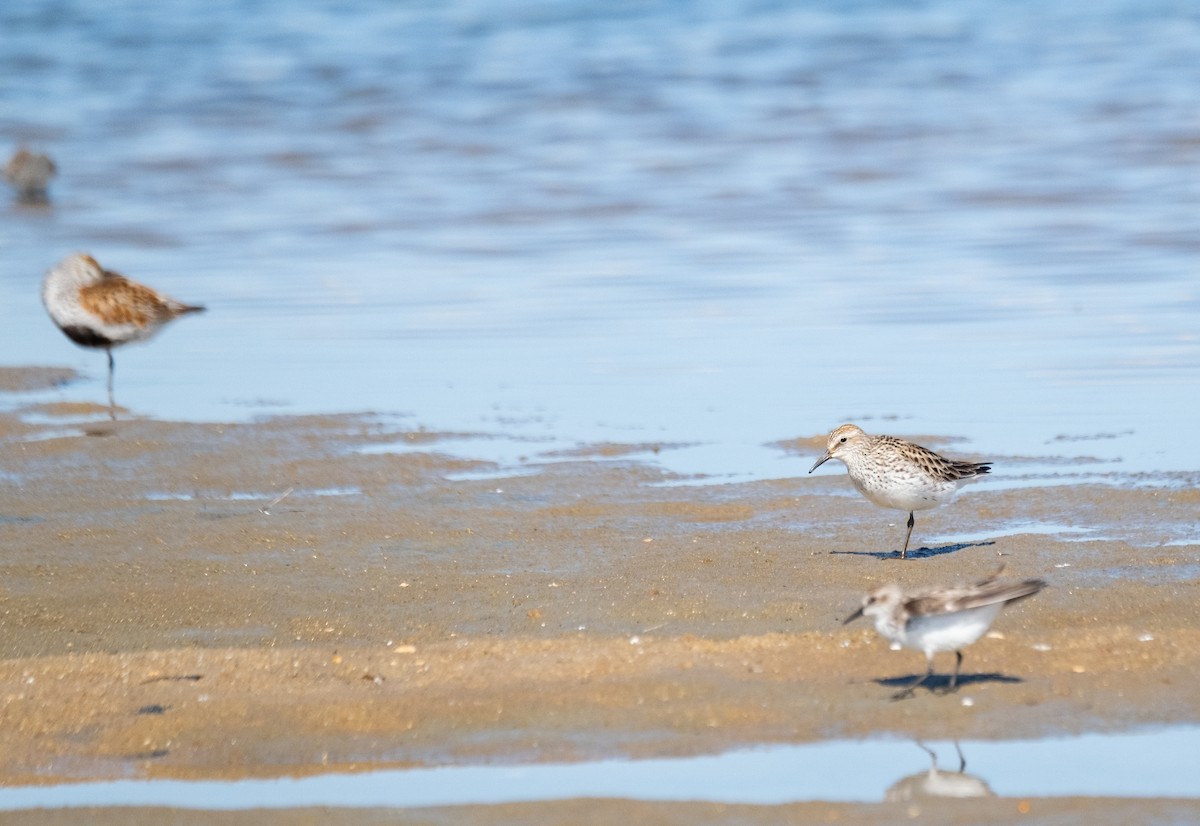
78;273;169;328
917;442;989;481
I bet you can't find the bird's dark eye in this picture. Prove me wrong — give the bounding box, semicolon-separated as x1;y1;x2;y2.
839;436;847;443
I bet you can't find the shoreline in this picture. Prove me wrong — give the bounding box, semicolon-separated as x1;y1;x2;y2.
1;367;1197;818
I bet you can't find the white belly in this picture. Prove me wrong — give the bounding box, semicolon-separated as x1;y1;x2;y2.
851;472;961;512
894;603;1004;656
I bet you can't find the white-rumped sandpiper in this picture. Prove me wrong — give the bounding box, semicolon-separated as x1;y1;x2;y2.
810;423;991;558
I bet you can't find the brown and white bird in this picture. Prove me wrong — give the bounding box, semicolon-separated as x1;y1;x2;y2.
42;253;205;413
4;147;57;203
844;572;1045;699
809;424;991;558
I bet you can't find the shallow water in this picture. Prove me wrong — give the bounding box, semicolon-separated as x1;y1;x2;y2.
2;0;1199;480
1;727;1196;810
2;2;1198;807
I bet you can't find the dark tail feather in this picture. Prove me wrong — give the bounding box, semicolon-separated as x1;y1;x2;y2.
950;459;991;478
999;578;1047;607
951;578;1047;612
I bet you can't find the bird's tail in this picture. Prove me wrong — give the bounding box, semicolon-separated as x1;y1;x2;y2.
976;578;1046;608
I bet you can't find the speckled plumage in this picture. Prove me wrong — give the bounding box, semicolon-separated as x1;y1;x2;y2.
844;574;1045;698
42;252;204;413
810;424;991;557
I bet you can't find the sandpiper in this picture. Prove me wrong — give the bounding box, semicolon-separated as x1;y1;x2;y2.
844;572;1045;699
4;147;57;203
42;253;205;414
809;424;991;558
885;742;994;801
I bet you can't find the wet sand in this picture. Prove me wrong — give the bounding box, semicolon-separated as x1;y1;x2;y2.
1;367;1198;822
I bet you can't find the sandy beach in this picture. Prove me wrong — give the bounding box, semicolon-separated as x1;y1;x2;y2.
5;0;1199;819
1;366;1198;822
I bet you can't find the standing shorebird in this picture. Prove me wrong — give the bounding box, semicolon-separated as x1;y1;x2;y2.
4;147;57;203
42;253;205;415
809;424;991;558
844;572;1045;699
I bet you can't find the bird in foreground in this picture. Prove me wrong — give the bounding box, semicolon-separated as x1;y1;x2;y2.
809;424;991;558
4;147;57;203
844;571;1046;699
42;253;205;416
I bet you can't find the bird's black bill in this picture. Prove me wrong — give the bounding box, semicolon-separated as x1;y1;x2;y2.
809;452;831;473
842;606;864;625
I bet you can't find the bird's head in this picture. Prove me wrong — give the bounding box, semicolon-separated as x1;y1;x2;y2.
809;423;867;473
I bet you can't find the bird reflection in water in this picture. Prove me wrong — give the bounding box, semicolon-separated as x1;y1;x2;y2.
885;741;994;801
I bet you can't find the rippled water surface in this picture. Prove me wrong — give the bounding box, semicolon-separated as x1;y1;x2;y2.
2;0;1199;478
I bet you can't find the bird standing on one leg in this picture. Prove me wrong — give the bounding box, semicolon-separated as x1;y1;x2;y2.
809;424;991;558
843;573;1045;699
42;253;205;417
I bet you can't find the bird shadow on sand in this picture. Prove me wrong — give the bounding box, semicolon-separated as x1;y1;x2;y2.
877;672;1022;701
830;541;995;561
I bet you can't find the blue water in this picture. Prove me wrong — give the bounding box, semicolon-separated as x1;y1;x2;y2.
2;3;1198;807
0;727;1196;810
2;0;1199;480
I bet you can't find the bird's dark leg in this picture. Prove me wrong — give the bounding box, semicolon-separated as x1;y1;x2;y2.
950;650;963;689
953;740;967;774
106;349;116;419
916;740;938;770
891;656;935;700
900;511;915;559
